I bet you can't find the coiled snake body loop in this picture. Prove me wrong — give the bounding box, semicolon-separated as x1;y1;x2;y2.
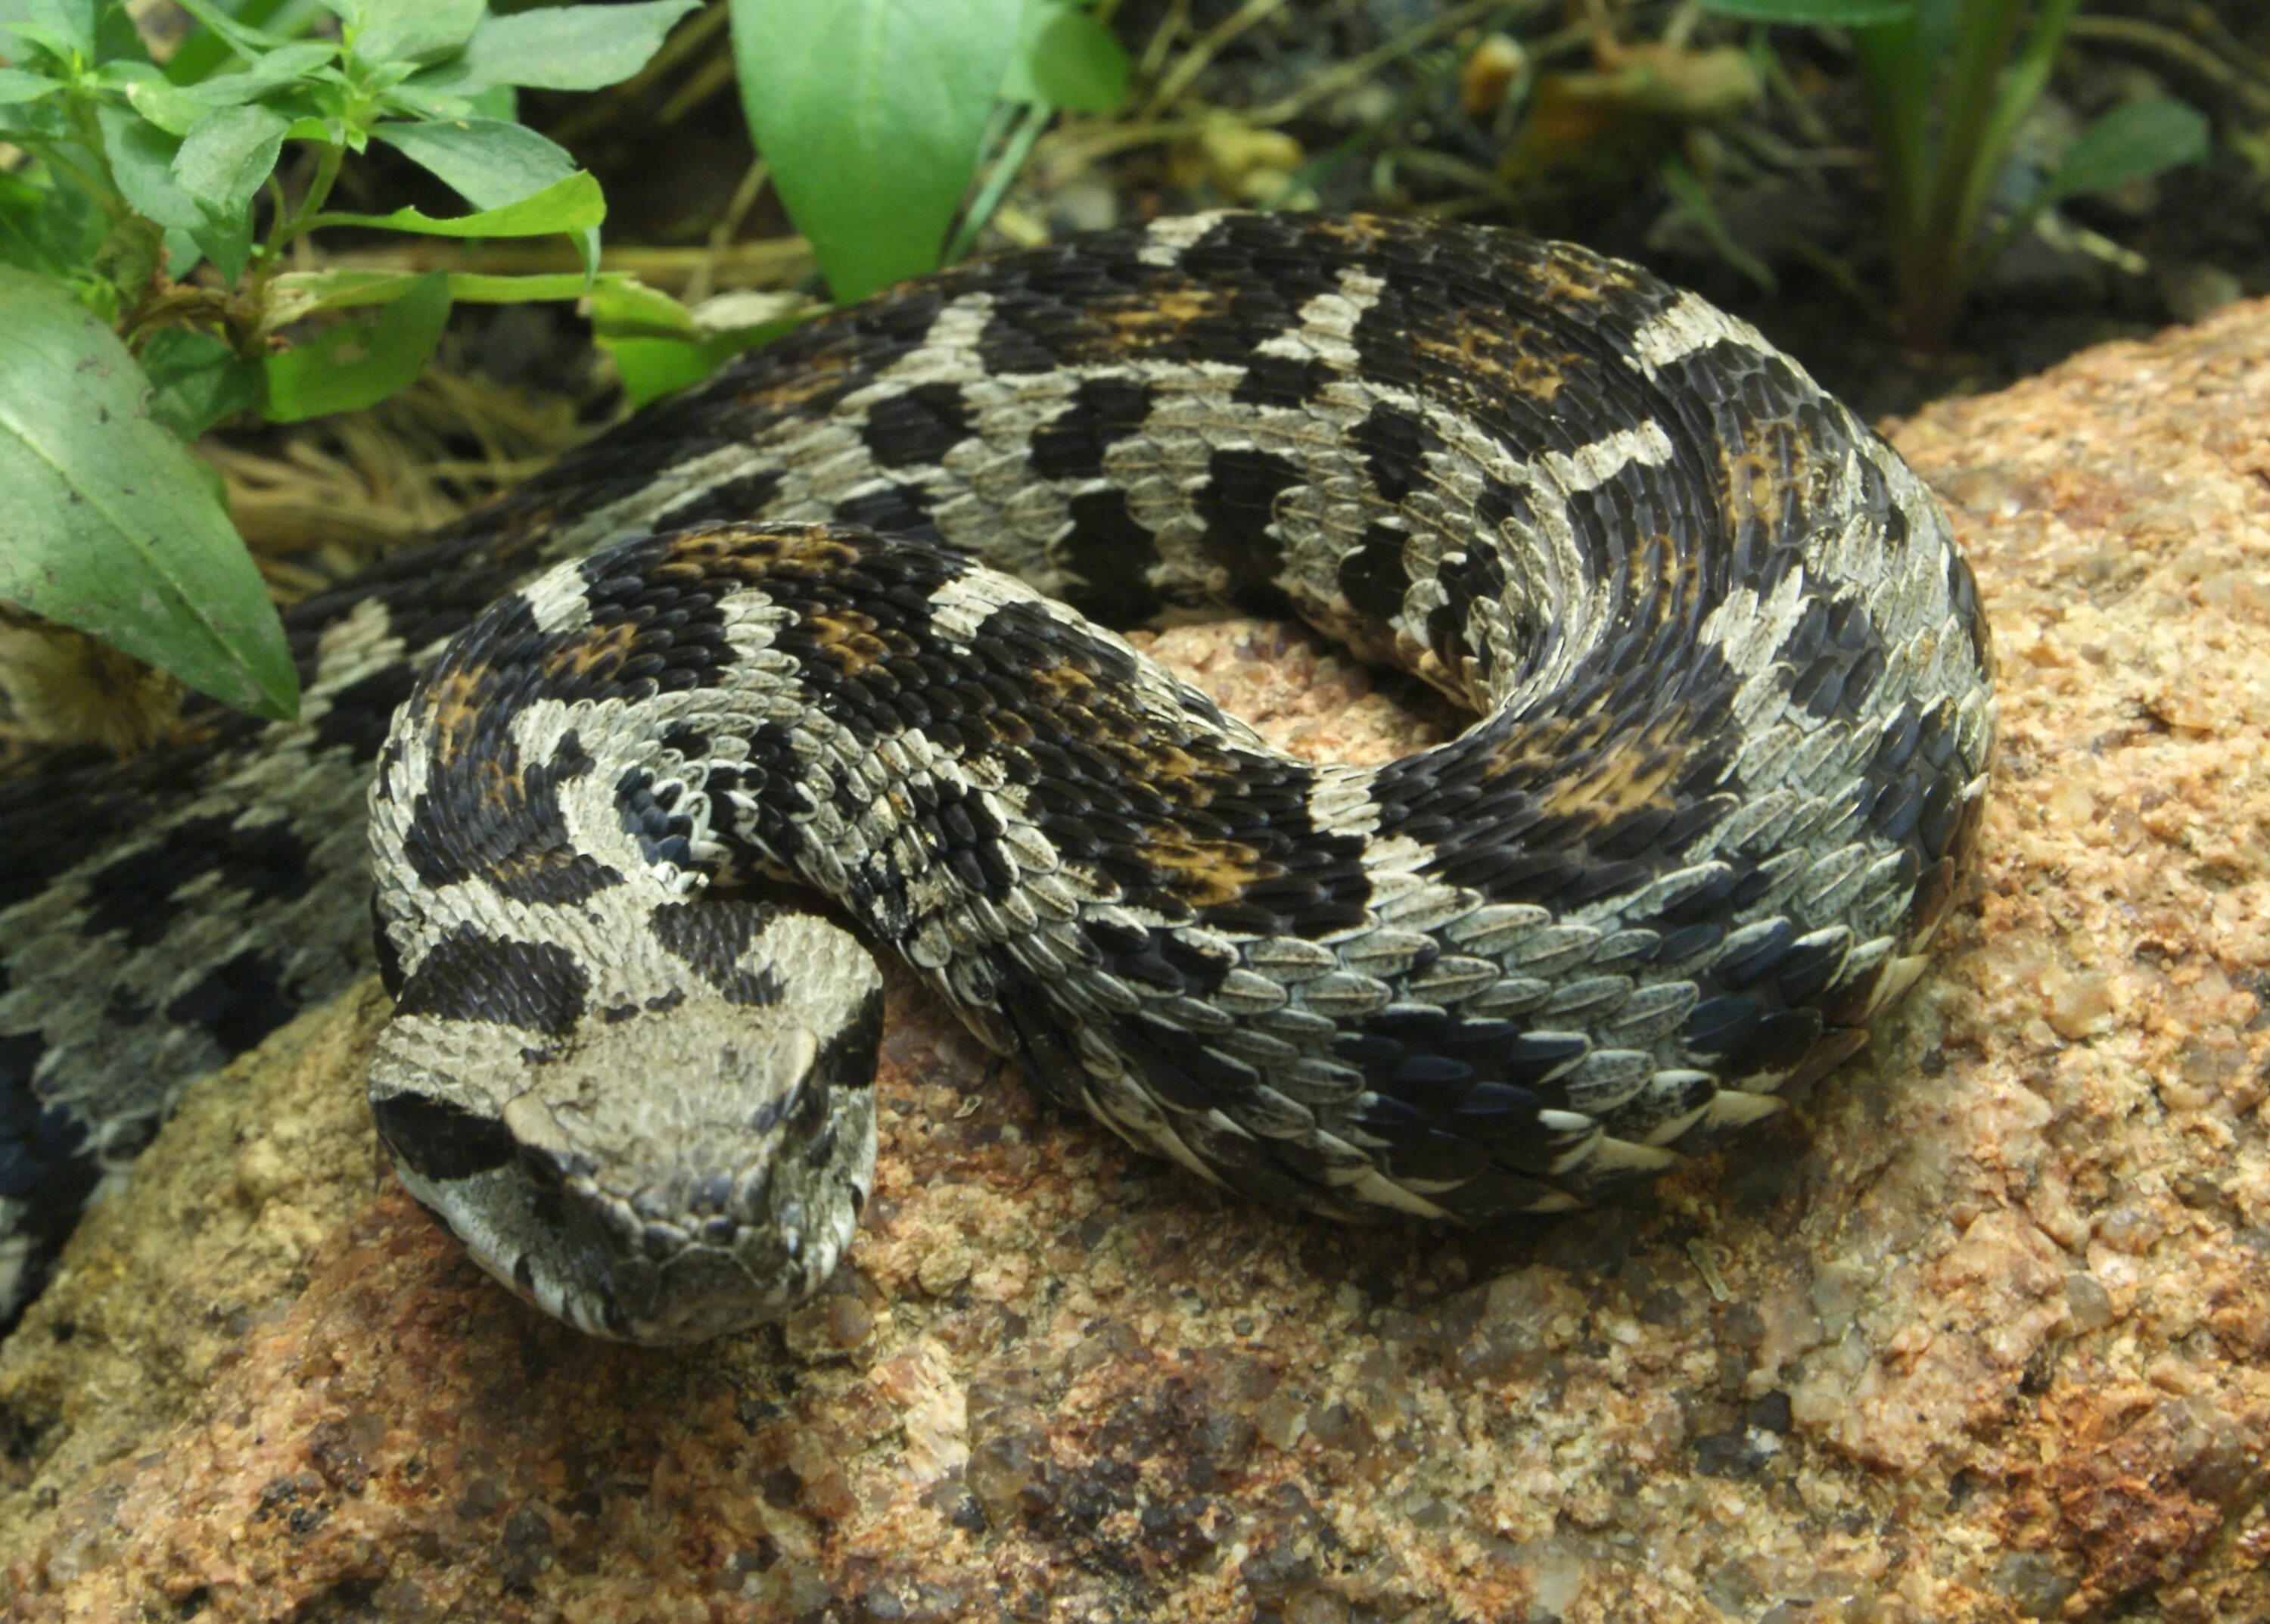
0;214;1993;1343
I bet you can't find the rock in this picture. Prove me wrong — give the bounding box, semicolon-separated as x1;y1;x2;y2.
7;302;2270;1622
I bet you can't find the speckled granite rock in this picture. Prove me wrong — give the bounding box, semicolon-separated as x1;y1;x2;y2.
5;301;2270;1624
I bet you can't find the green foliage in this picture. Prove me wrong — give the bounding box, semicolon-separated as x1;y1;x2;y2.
1699;0;2210;347
0;266;297;718
0;0;1128;720
0;0;702;717
729;0;1128;302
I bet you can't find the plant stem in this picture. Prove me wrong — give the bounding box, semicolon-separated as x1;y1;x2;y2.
265;138;344;256
943;101;1051;266
1895;0;2027;350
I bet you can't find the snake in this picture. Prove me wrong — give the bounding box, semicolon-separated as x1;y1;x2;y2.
0;213;1994;1344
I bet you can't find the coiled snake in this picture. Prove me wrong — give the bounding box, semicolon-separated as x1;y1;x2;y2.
0;213;1993;1343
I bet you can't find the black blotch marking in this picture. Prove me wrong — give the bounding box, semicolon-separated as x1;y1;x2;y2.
1231;353;1331;410
1725;1007;1824;1078
160;948;293;1056
649;901;783;1006
394;931;590;1038
573;544;742;700
372;1089;518;1182
831;484;941;543
402;728;623;909
0;1083;98;1323
313;664;418;758
1683;994;1760;1058
861;383;974;468
1193;446;1300;617
80;815;312;950
813;979;885;1093
1053;487;1165;624
650;466;787;531
1348;402;1438;504
372;891;406;997
1029;376;1152;481
1335;523;1410;627
1424;543;1510;682
615;764;698;873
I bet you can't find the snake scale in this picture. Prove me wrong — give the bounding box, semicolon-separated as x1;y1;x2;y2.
0;213;1994;1343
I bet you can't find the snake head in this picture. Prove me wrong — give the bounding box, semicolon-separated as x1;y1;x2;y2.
369;908;884;1345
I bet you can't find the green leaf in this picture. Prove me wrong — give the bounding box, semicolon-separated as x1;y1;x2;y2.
602;324;794;407
121;70;235;136
173;102;290;221
586;275;699;339
141;325;261;437
370;115;573;205
1003;0;1127;112
2;0;96;59
732;0;1024;301
350;0;482;66
0;266;297;718
166;0;329;83
594;285;801;404
430;0;700;93
300;168;602;237
0;67;59;103
191;208;254;282
95;104;207;229
0;165;107;282
166;0;293;63
1696;0;1915;20
2038;97;2211;206
261;269;449;420
369;117;598;267
204;40;341;98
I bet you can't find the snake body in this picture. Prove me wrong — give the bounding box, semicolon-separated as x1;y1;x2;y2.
0;214;1993;1342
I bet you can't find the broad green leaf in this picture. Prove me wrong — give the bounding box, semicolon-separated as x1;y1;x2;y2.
2039;98;2211;206
1696;0;1915;20
0;68;58;103
283;112;349;144
95;104;207;229
732;0;1023;301
371;116;575;206
595;288;802;404
433;0;700;92
167;0;293;63
2;0;96;59
1003;0;1127;112
351;0;482;67
0;166;107;282
586;275;700;340
261;270;449;420
141;325;261;437
370;117;597;267
0;266;296;718
602;323;794;406
300;169;602;237
2;21;74;64
173;103;290;220
167;0;331;83
191;207;254;282
203;40;340;98
123;70;236;135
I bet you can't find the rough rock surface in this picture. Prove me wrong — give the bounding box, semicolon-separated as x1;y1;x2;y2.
5;301;2270;1623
